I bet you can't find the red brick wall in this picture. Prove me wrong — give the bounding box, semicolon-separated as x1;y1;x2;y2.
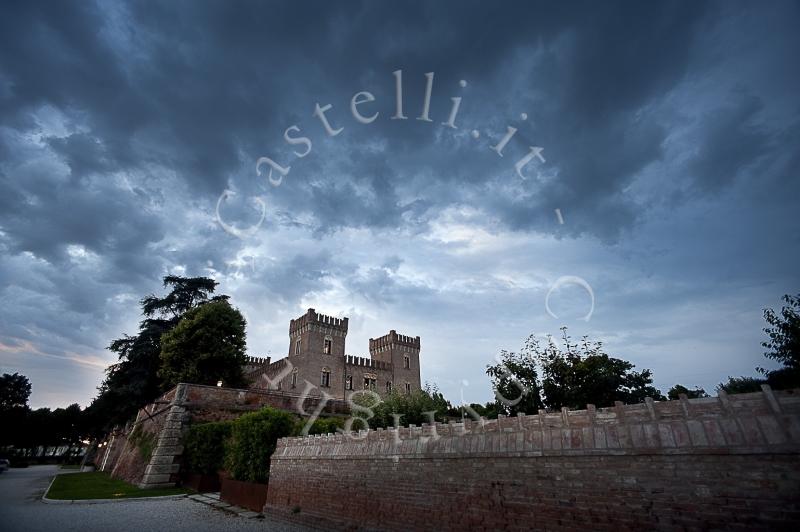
264;387;800;531
110;402;170;485
181;383;350;421
104;383;350;487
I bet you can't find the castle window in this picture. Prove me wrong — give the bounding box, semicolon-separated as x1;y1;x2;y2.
291;369;298;389
345;375;353;390
404;355;410;369
295;339;301;355
324;336;332;354
321;369;331;388
386;381;393;394
363;376;376;391
405;382;411;394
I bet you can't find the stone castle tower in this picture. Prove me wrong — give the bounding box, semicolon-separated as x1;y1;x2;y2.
254;308;421;400
369;330;421;395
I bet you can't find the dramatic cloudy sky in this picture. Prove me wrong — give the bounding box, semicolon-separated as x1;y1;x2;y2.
1;1;798;408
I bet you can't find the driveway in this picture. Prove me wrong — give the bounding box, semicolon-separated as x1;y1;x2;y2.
0;465;309;532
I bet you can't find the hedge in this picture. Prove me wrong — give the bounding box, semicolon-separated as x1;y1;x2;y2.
224;407;296;484
183;421;232;475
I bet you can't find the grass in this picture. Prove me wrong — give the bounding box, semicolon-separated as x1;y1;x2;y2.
46;471;190;500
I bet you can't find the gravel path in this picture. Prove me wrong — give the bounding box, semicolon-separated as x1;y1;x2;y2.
0;465;310;532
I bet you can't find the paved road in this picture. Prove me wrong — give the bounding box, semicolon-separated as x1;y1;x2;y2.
0;465;308;532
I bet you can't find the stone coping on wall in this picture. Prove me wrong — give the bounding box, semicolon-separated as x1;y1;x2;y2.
148;382;350;411
273;386;800;459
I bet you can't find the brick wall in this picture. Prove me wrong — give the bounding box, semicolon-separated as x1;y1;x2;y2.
106;383;350;488
264;386;800;531
109;398;173;486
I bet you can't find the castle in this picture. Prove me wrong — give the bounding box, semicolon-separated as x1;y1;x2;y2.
249;308;421;401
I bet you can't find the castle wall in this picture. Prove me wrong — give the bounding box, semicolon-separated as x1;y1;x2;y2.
345;355;394;395
109;400;172;485
264;386;800;531
107;383;349;488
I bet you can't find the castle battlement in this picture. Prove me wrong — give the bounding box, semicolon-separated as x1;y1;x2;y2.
243;355;271;376
369;329;421;351
275;385;799;448
345;355;392;371
290;308;349;337
244;355;270;365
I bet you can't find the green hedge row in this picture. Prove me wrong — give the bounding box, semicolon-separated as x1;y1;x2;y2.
183;421;231;475
183;408;345;483
224;408;295;484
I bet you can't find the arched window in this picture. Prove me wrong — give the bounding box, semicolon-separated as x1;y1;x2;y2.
323;335;333;354
404;355;410;369
291;368;298;389
295;339;301;355
320;367;331;388
386;381;393;394
345;375;353;390
404;382;411;394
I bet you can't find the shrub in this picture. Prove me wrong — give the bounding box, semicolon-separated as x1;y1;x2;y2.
184;421;232;475
224;407;295;483
357;389;449;429
306;416;345;435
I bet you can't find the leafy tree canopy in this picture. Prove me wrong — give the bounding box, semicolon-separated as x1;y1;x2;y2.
0;372;31;411
716;376;767;394
667;384;709;400
761;292;800;389
715;292;800;394
486;337;544;416
535;329;664;409
159;299;248;389
350;384;451;430
488;328;664;412
85;275;226;434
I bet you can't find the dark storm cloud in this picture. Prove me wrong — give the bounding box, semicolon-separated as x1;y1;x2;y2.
688;92;773;193
0;0;717;240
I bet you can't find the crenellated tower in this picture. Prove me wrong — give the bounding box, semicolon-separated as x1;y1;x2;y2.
369;330;421;394
288;308;348;359
254;309;420;399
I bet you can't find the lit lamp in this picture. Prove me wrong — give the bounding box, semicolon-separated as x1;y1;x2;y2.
216;380;223;387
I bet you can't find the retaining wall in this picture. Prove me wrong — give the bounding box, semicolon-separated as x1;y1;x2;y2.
107;383;349;488
265;386;800;531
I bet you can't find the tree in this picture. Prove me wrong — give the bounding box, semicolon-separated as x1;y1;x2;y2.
466;402;500;420
51;403;84;459
159;299;248;389
85;276;227;434
349;384;452;430
715;292;800;395
0;372;31;411
534;328;664;409
486;336;544;416
667;384;709;400
761;292;800;389
716;376;766;394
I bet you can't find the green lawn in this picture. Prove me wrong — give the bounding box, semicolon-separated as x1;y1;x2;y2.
46;471;190;500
